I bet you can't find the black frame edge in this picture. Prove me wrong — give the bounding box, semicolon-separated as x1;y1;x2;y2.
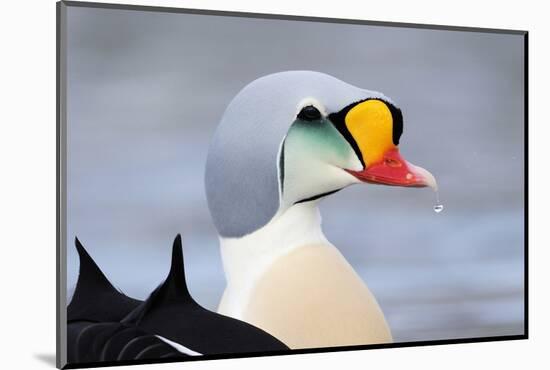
523;32;529;339
62;334;527;369
61;0;527;35
56;1;68;368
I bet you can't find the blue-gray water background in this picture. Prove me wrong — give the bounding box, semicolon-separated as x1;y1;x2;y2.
66;6;525;342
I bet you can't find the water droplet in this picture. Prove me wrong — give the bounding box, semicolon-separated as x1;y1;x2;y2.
433;190;444;213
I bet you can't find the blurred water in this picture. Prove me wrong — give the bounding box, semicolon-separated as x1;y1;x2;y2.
65;6;524;342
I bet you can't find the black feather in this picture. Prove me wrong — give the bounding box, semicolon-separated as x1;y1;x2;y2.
122;234;289;355
68;237;141;323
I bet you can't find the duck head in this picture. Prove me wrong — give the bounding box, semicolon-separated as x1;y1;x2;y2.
205;71;436;238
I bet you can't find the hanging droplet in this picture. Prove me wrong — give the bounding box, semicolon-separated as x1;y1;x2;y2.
418;170;443;213
433;190;444;213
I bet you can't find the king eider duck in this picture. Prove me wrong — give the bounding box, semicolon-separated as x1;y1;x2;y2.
67;71;437;363
205;71;437;349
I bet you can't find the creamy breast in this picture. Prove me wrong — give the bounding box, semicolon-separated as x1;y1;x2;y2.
241;243;392;349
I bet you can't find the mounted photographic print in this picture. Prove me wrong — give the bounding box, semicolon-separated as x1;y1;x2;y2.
56;1;528;368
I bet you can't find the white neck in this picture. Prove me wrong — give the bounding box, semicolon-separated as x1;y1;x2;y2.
218;202;330;316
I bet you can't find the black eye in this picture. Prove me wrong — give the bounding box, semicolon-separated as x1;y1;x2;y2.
297;105;322;121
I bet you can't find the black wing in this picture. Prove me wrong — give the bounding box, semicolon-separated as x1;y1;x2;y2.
67;235;288;365
67;238;184;363
122;235;289;355
68;237;141;323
